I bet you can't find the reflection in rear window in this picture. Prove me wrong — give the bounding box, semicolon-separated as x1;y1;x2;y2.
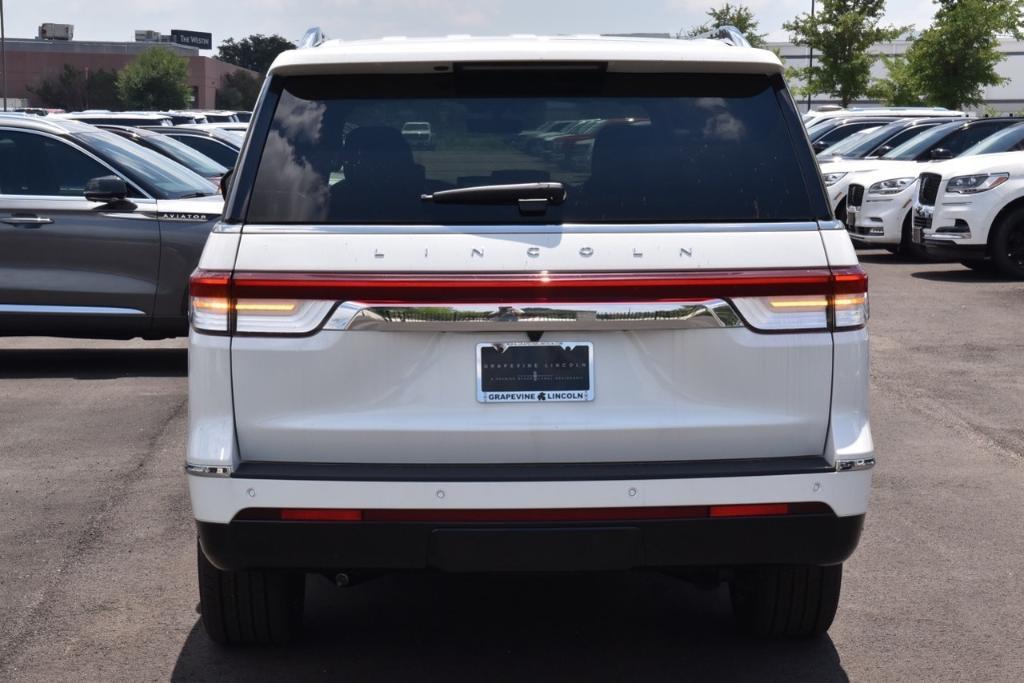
247;72;814;224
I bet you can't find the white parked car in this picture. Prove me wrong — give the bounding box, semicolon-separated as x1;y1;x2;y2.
822;118;1019;227
912;150;1024;276
844;121;1024;252
803;105;965;129
186;33;873;645
57;111;173;127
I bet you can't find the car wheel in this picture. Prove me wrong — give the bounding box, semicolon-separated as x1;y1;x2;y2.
197;539;305;645
990;207;1024;279
899;213;926;258
729;564;842;638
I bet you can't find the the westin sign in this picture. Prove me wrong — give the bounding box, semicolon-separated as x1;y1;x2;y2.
171;30;213;50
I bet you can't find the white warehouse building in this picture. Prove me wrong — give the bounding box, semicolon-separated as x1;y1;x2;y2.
770;37;1024;114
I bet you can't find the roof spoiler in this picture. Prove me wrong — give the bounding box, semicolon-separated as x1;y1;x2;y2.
299;26;327;49
694;25;752;49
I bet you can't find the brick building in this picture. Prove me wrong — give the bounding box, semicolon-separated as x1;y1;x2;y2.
1;37;259;109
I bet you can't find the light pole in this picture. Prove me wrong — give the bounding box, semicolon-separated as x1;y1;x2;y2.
806;0;815;111
1;0;7;112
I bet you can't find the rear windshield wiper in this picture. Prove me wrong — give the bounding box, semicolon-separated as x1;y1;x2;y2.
421;182;566;215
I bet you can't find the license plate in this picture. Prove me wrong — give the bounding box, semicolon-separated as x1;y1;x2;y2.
846;207;858;230
477;342;593;403
912;226;923;243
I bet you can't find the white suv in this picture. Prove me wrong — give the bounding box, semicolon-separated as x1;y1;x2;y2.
187;34;873;644
913;151;1024;276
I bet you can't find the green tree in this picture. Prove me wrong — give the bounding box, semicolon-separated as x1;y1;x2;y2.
904;0;1024;110
868;54;925;105
216;34;295;74
685;3;769;49
117;48;191;110
784;1;908;107
29;65;122;110
216;71;262;110
85;70;122;110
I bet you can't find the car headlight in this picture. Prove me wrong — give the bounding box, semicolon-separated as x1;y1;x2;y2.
822;172;848;186
867;177;915;195
946;173;1009;194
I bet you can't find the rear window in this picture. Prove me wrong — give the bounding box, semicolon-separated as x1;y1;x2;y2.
246;72;817;225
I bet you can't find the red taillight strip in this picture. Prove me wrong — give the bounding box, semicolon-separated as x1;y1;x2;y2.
214;269;861;303
189;271;231;298
831;266;869;295
236;502;832;523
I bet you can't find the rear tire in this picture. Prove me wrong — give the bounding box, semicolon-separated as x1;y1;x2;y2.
197;539;305;645
990;207;1024;279
729;564;842;638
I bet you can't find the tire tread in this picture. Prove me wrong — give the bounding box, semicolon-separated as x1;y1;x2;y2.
196;539;304;645
731;564;842;638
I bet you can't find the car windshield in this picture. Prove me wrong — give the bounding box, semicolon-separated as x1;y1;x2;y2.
143;133;228;178
826;121;909;157
959;122;1024;156
73;130;218;199
818;127;882;157
247;72;820;225
882;122;960;160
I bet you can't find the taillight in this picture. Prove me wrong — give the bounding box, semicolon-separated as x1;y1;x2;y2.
189;271;231;333
189;266;868;335
830;266;870;330
733;266;868;332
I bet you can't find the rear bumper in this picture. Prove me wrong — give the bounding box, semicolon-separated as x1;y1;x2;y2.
188;466;873;524
198;512;865;573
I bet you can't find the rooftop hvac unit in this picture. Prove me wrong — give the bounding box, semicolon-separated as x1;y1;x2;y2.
135;30;162;43
39;23;74;41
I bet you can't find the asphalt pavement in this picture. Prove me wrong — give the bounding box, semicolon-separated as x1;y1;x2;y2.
0;251;1022;681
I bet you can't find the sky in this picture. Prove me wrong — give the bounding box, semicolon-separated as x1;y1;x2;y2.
4;1;938;49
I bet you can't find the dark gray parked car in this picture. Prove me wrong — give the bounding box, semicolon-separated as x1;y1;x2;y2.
0;114;223;339
141;126;242;168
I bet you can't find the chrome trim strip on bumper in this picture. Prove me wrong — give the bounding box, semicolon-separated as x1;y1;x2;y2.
322;300;743;332
186;464;232;477
0;304;146;316
836;457;875;472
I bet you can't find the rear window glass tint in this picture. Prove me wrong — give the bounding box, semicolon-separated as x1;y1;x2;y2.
246;72;816;225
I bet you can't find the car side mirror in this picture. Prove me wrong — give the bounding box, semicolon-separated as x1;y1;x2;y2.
85;175;129;203
812;140;829;153
875;144;893;155
220;167;234;200
930;147;953;160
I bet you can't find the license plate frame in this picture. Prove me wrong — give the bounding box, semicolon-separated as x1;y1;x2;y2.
476;341;594;403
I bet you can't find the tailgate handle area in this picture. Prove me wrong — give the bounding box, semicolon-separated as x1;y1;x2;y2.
323;300;743;332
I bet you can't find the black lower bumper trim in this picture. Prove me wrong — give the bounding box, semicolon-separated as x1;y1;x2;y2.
920;241;987;261
198;514;865;573
230;456;834;482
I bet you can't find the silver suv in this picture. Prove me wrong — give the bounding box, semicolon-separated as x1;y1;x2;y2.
187;34;873;644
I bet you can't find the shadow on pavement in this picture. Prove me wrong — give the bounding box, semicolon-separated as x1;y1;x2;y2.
910;268;1017;284
171;572;849;682
0;348;187;379
856;252;944;266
